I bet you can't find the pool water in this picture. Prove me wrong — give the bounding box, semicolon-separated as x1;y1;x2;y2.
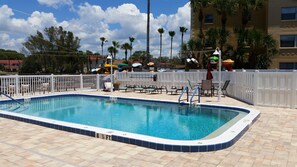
1;95;246;140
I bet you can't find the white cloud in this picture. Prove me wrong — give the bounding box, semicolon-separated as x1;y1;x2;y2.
37;0;73;8
0;3;190;58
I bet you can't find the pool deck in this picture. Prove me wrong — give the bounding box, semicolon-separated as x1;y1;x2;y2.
1;90;297;166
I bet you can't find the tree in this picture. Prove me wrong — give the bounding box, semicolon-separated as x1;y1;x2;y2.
129;51;153;63
0;49;25;60
129;36;135;57
158;28;165;58
100;37;107;55
212;0;238;50
179;27;188;50
168;31;176;59
23;26;82;74
107;46;114;57
190;0;211;69
238;0;264;28
121;43;132;61
246;29;278;69
190;0;211;41
111;41;120;59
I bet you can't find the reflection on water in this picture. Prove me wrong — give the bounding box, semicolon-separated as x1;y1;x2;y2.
1;95;246;140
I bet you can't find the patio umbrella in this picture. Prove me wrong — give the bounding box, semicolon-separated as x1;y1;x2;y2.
206;62;213;80
132;62;142;67
147;62;154;66
118;63;129;67
210;56;219;61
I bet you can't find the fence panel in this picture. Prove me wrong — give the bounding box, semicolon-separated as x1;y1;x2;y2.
257;72;293;108
82;75;97;89
222;72;254;104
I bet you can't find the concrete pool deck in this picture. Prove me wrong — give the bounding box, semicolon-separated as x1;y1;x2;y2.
1;90;297;166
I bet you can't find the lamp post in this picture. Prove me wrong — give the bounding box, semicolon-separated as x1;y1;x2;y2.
107;55;113;93
213;47;221;101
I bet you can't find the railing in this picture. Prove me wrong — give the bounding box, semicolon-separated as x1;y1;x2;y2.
0;70;296;109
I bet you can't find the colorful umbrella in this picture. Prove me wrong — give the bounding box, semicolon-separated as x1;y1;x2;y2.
210;56;219;61
132;63;142;67
118;63;129;67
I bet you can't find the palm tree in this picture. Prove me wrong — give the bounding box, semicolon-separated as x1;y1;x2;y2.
129;36;135;57
111;41;120;59
246;29;277;69
190;0;211;69
100;37;107;55
212;0;238;50
168;31;175;59
238;0;264;28
190;0;211;41
107;46;114;57
179;27;188;48
121;43;132;61
158;28;165;58
146;0;150;65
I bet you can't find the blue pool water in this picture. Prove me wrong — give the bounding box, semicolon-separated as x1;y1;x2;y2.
0;95;246;140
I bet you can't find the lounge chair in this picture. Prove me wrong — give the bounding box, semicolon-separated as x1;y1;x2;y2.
144;85;160;94
118;85;128;92
165;86;178;95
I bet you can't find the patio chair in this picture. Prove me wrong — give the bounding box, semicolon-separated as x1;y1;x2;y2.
214;80;230;96
21;84;30;96
39;83;50;94
7;85;15;97
165;86;179;95
201;80;213;96
104;82;113;92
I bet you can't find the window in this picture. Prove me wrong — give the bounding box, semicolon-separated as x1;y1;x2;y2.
280;35;296;47
281;7;297;20
204;14;214;24
279;62;297;69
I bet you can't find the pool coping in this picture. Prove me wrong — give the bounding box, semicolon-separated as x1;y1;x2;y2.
0;93;260;152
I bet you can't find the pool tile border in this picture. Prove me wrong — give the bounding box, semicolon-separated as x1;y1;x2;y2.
0;93;260;152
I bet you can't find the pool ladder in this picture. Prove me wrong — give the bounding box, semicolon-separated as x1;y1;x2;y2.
0;91;28;112
178;86;201;105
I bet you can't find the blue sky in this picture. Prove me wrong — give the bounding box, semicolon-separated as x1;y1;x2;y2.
0;0;190;58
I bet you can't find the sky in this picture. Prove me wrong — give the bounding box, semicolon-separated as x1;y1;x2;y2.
0;0;191;58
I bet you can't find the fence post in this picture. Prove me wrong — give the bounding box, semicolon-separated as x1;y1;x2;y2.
80;74;83;90
51;74;54;93
96;74;100;91
291;70;297;109
253;70;259;106
15;74;19;96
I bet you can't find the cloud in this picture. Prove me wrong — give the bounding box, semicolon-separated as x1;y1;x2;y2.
37;0;73;8
0;2;190;58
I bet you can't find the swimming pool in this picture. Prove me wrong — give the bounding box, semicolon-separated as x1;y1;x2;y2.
0;94;260;152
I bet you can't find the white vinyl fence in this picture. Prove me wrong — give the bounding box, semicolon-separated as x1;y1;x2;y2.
0;71;296;109
115;71;297;109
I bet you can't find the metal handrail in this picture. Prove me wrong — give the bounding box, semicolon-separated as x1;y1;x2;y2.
0;91;24;106
190;86;201;105
178;86;188;103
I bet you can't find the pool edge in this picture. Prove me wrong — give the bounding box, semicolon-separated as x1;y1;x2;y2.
0;93;260;152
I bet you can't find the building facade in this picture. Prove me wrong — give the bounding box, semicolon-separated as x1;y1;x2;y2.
0;60;23;71
191;0;297;69
268;0;297;69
